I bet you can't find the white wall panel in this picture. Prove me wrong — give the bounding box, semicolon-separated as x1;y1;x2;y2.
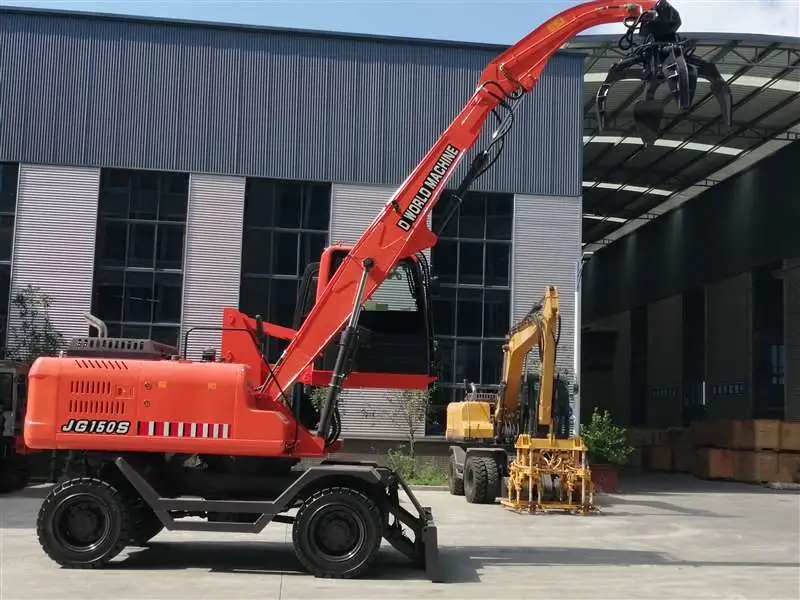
6;164;100;351
180;174;246;360
512;194;581;373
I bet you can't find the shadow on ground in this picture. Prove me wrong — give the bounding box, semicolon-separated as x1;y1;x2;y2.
612;472;800;496
101;540;800;584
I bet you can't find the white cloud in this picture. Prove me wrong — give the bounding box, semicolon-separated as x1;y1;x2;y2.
588;0;799;38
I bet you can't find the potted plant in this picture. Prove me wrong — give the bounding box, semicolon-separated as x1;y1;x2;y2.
580;407;633;493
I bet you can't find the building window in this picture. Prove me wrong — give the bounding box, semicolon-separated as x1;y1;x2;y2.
91;168;189;349
427;191;514;435
239;178;331;362
0;162;17;357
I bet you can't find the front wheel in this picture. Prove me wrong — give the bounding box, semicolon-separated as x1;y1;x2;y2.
292;486;383;579
36;477;131;568
464;456;500;504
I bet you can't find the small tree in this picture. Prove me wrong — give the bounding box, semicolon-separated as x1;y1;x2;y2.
390;388;431;459
6;285;65;364
580;407;633;465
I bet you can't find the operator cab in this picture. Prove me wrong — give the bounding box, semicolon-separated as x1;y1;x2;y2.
294;245;437;377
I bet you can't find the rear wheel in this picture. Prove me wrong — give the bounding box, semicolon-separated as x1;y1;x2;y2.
36;477;130;568
292;486;382;579
447;455;464;496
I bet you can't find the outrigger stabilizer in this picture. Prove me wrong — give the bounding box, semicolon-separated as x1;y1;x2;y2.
596;0;733;146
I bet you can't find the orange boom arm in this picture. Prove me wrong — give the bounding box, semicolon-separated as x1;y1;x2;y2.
261;1;659;438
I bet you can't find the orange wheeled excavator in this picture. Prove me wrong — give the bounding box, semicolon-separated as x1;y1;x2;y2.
24;0;730;581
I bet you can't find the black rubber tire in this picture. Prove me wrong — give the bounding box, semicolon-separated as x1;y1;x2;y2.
447;455;464;496
464;457;487;504
36;477;131;568
292;486;383;579
483;457;501;503
465;457;499;504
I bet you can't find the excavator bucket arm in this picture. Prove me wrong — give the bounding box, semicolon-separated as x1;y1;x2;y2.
595;0;733;146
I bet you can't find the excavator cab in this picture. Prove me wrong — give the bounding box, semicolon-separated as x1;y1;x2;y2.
294;245;438;387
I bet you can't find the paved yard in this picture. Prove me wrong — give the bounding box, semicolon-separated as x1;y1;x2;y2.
1;473;798;599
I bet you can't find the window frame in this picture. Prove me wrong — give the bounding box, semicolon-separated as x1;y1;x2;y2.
427;190;514;436
91;168;189;350
239;177;332;363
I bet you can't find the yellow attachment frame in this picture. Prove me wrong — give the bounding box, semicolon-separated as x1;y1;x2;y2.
502;433;597;514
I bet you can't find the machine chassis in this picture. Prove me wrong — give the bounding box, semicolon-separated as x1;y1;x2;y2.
36;452;441;581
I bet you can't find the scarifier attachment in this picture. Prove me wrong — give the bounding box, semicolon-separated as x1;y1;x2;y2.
596;0;733;146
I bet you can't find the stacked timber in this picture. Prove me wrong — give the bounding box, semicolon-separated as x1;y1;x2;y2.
636;419;800;484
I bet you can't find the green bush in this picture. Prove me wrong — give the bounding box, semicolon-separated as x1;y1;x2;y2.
580;407;634;465
387;446;447;486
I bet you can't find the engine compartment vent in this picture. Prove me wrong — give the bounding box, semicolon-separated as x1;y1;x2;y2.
67;398;127;416
70;380;113;396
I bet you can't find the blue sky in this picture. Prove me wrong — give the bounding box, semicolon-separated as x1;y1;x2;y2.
2;0;798;43
0;0;584;44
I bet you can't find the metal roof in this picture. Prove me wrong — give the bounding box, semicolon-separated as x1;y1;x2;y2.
2;6;797;254
0;4;584;57
564;32;800;254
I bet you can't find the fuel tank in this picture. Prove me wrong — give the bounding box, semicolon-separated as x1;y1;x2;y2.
23;355;298;456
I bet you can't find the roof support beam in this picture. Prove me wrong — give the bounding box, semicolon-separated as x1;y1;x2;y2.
585;55;800;234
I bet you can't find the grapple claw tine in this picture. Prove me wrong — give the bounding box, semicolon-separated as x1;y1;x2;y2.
598;0;734;146
690;55;734;130
595;63;645;132
633;99;666;147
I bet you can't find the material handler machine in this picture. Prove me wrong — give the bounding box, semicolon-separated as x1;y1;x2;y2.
446;287;594;513
24;0;730;581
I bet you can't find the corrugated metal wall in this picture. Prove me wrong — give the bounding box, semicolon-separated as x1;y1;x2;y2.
645;294;683;428
6;164;100;348
180;173;246;360
512;194;581;372
328;183;426;440
0;9;583;197
705;272;752;419
512;194;581;432
784;257;800;420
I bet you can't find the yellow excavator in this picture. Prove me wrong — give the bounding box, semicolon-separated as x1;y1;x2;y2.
445;286;594;513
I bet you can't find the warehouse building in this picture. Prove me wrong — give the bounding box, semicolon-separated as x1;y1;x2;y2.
2;6;797;450
0;6;585;441
566;34;800;429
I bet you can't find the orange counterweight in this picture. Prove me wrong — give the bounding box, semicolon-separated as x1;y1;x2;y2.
24;356;328;457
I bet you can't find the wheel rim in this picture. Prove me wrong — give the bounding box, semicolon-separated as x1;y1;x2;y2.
307;503;367;563
52;493;113;554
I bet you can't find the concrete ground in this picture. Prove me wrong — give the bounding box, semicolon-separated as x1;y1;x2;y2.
1;473;798;600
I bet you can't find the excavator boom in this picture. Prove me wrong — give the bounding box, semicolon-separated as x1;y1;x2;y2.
495;287;561;436
261;0;722;444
